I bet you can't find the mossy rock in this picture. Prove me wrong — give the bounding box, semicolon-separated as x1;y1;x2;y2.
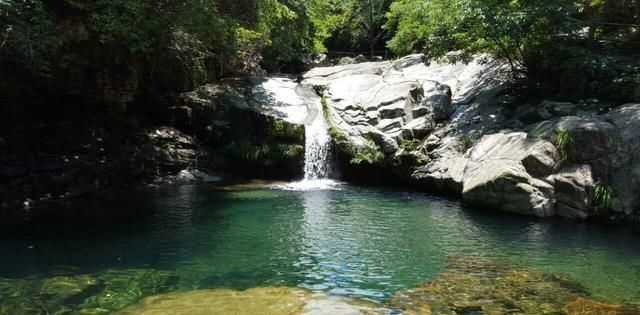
0;275;103;315
40;275;103;302
391;256;640;315
80;269;179;311
564;297;640;315
0;278;43;315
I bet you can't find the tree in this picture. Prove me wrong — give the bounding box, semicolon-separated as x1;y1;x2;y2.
385;0;639;102
385;0;577;76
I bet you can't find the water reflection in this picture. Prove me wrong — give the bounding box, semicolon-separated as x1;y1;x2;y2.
1;184;640;306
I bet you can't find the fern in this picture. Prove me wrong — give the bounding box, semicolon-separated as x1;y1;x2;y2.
594;184;614;210
553;128;573;165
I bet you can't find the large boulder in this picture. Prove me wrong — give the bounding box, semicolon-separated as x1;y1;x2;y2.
413;155;468;193
417;80;454;121
552;165;596;219
467;132;559;177
528;116;623;179
603;103;640;215
463;159;555;217
461;132;558;217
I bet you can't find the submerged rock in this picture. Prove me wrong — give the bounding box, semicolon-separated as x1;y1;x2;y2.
391;256;640;315
82;269;180;311
40;275;104;304
564;297;640;315
552;164;596;219
0;268;180;314
114;287;388;315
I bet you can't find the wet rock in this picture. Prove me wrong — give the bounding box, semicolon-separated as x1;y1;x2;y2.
543;101;578;117
552;165;596;219
82;269;179;311
564;297;640;315
40;275;104;304
413;155;467;193
603;103;640;216
463;159;555;217
115;287;388;315
467;132;559;177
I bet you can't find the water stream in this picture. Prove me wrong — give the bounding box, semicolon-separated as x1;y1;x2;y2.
280;93;339;190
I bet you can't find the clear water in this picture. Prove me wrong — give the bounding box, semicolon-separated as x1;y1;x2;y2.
1;184;640;310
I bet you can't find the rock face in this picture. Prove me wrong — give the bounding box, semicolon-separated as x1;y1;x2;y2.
552;165;596;219
461;132;558;217
292;53;640;221
301;54;502;154
178;55;639;221
0;75;308;211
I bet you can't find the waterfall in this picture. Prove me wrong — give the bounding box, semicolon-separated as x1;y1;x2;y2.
277;92;339;190
303;108;332;180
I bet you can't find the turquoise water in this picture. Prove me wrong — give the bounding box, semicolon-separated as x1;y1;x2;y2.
1;183;640;311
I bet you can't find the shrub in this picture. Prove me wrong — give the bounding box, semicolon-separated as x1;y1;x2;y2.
350;138;385;165
457;137;474;153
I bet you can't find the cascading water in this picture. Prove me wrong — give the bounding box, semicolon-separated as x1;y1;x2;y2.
279;92;340;190
302;107;332;180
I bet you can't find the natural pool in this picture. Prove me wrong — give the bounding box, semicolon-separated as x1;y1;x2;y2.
1;182;639;313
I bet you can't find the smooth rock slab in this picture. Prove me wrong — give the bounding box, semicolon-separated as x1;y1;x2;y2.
114;287;388;315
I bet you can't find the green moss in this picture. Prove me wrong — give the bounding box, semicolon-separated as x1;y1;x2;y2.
328;126;348;143
399;138;421;151
221;141;303;163
321;95;329;119
328;127;386;165
268;120;304;141
81;269;179;311
457;137;474;153
350;138;384;165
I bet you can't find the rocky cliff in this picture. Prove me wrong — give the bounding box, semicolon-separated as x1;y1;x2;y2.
313;55;640;221
215;54;640;222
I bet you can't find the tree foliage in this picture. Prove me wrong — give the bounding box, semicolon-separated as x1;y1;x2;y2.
385;0;640;102
0;0;342;97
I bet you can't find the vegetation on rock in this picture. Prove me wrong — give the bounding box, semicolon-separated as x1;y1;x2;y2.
385;0;640;102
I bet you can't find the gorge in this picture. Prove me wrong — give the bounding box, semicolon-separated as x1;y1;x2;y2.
1;55;640;314
2;0;640;313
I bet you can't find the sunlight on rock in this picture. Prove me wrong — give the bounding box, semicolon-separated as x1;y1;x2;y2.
114;287;388;315
391;256;640;315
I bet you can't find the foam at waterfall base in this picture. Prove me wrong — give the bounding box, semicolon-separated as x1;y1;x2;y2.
274;179;343;191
